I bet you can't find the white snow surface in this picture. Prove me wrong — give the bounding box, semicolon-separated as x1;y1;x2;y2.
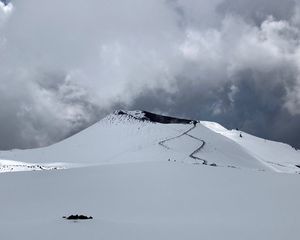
0;162;299;240
0;111;299;239
0;159;71;173
201;121;300;173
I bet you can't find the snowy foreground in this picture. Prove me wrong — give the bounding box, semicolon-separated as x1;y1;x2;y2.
0;110;299;239
1;162;300;240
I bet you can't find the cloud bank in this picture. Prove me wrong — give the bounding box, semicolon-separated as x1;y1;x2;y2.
0;0;300;149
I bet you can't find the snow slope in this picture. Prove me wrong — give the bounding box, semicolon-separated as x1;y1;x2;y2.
201;121;300;173
0;110;275;173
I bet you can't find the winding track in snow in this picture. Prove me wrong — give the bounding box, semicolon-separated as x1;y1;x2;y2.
159;124;208;165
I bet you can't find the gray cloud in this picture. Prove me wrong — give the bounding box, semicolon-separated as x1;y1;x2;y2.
131;6;300;148
0;0;300;149
217;0;297;25
0;0;181;149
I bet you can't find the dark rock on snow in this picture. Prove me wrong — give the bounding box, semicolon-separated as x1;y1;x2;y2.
116;110;196;124
63;215;93;220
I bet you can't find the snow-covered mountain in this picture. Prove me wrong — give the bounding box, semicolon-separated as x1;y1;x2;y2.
1;110;300;240
0;110;299;173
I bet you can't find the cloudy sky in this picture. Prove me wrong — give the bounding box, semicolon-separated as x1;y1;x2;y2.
0;0;300;149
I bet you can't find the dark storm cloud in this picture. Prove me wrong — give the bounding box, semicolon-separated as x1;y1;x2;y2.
131;67;300;148
0;0;300;149
217;0;297;25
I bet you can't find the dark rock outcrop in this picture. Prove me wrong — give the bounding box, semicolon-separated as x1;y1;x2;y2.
63;214;93;220
116;110;196;124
